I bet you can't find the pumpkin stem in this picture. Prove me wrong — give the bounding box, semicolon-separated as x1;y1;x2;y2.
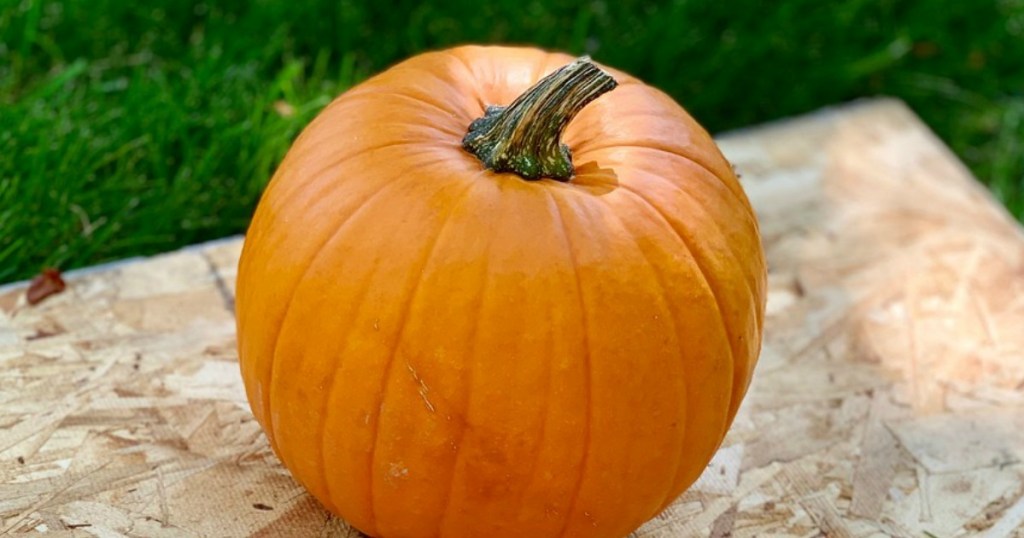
462;57;617;181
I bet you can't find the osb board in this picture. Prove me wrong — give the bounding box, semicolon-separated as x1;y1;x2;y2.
2;98;1023;537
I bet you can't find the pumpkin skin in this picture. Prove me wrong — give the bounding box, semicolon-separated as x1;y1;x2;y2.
236;45;766;538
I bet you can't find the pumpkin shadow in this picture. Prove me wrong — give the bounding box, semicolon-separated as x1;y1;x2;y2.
570;160;619;196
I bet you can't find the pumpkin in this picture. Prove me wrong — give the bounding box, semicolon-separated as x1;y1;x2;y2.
236;45;766;538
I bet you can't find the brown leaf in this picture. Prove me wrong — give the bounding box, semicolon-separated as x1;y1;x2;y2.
26;268;66;305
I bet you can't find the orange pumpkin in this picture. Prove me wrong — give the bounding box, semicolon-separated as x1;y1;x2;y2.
236;45;766;538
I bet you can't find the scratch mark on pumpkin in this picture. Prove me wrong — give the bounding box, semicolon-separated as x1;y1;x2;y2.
405;360;436;413
388;462;409;480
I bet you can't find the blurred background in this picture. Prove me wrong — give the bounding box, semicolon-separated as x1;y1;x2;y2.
1;0;1022;283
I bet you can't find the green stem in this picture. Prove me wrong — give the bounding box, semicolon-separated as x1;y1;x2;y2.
462;57;618;181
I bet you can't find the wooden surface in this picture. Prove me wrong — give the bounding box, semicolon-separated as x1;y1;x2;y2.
2;98;1023;537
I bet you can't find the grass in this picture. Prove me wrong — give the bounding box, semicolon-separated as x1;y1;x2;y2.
2;0;1022;283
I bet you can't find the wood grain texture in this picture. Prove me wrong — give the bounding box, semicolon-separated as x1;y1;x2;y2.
2;98;1022;537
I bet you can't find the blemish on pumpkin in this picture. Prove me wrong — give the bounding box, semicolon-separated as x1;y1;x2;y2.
405;361;436;413
388;462;409;481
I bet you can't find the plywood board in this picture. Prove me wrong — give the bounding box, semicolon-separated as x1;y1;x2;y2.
2;99;1022;537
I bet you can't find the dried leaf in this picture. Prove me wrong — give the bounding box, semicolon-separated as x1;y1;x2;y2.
26;268;66;305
